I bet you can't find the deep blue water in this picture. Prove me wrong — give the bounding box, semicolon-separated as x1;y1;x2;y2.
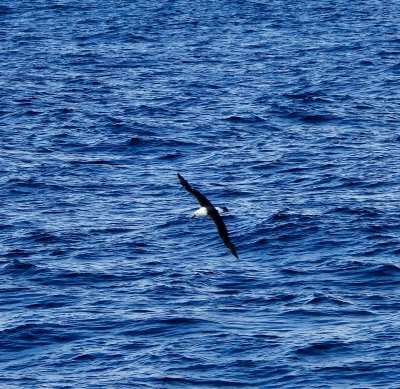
2;1;400;388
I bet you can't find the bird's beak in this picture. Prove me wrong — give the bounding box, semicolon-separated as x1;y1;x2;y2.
190;214;196;219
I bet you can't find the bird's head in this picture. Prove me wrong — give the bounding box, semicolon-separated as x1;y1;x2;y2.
190;207;208;219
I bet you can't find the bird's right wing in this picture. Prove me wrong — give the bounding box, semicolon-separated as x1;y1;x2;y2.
177;173;213;207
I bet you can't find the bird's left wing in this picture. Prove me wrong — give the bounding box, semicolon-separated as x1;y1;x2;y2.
209;211;239;258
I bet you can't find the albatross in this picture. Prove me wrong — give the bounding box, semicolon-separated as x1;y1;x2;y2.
177;173;238;258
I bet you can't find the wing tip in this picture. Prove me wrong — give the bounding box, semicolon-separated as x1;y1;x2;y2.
227;243;239;258
177;173;185;184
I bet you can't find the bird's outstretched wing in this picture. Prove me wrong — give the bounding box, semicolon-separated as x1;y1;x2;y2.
209;209;239;258
177;173;213;207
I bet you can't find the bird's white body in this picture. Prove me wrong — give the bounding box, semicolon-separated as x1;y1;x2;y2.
191;206;228;219
191;207;209;218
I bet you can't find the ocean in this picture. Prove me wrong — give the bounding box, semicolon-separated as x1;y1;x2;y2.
2;1;400;388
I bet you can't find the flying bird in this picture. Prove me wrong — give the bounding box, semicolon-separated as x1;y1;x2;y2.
177;173;238;258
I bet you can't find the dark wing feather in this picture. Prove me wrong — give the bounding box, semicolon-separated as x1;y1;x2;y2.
177;173;213;207
209;209;239;259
